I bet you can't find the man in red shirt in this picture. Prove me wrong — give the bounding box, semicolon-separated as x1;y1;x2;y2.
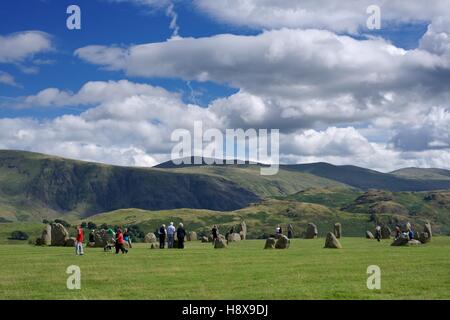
76;225;84;255
115;229;128;254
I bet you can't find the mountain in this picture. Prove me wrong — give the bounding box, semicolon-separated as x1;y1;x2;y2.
1;150;450;226
282;163;450;191
390;167;450;180
0;150;260;221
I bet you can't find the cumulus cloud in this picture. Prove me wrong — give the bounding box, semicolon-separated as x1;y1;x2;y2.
74;28;450;134
0;31;52;64
2;80;450;171
194;0;450;33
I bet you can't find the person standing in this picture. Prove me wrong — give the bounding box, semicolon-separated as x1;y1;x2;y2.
375;225;382;242
159;224;167;249
177;223;186;249
88;229;95;247
212;225;218;241
123;228;132;248
75;225;84;255
115;229;128;254
167;222;176;248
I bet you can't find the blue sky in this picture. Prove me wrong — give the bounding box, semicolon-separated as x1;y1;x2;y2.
0;0;244;114
0;0;449;171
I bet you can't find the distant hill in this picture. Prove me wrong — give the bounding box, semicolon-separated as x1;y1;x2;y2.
282;163;450;191
390;168;450;180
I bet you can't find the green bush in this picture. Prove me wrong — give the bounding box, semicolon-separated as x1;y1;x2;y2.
9;230;29;240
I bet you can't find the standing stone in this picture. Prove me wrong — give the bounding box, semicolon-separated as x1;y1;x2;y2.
65;237;76;247
214;238;227;249
334;223;342;238
240;221;247;240
94;230;110;247
201;236;209;243
366;230;375;239
264;238;276;249
381;225;391;239
423;223;432;240
187;231;197;241
287;224;294;239
419;232;430;244
40;224;52;245
145;232;157;243
304;223;318;239
227;233;241;242
50;223;69;246
324;232;342;249
275;235;290;249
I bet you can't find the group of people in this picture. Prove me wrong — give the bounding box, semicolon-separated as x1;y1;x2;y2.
373;223;415;242
76;225;132;255
157;222;186;249
395;224;415;240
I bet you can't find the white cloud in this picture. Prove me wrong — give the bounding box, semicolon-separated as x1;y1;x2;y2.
0;31;52;64
2;80;450;172
194;0;450;33
0;71;21;88
74;28;450;133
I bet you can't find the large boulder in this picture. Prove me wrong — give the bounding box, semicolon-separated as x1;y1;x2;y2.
423;223;432;240
240;221;247;240
366;231;375;239
227;233;241;242
201;236;209;243
419;232;430;244
264;238;276;249
50;223;69;246
144;232;157;244
187;231;197;241
275;235;290;249
407;239;421;246
381;225;391;239
214;238;227;249
92;230;110;247
304;223;318;239
334;223;342;239
324;232;342;249
391;234;410;246
65;237;76;247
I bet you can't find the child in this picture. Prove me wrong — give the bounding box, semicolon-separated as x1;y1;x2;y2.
75;225;84;255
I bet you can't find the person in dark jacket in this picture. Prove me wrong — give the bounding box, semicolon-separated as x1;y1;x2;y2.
176;223;186;249
212;225;218;241
115;229;128;254
159;224;167;249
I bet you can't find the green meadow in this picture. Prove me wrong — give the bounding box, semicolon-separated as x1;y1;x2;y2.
1;237;449;300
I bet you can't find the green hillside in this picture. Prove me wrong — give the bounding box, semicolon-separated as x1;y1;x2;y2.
0;150;259;221
160;165;348;197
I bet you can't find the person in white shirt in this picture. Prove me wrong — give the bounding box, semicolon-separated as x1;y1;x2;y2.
167;222;176;248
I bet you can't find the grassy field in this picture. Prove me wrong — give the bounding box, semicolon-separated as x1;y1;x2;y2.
1;237;449;300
